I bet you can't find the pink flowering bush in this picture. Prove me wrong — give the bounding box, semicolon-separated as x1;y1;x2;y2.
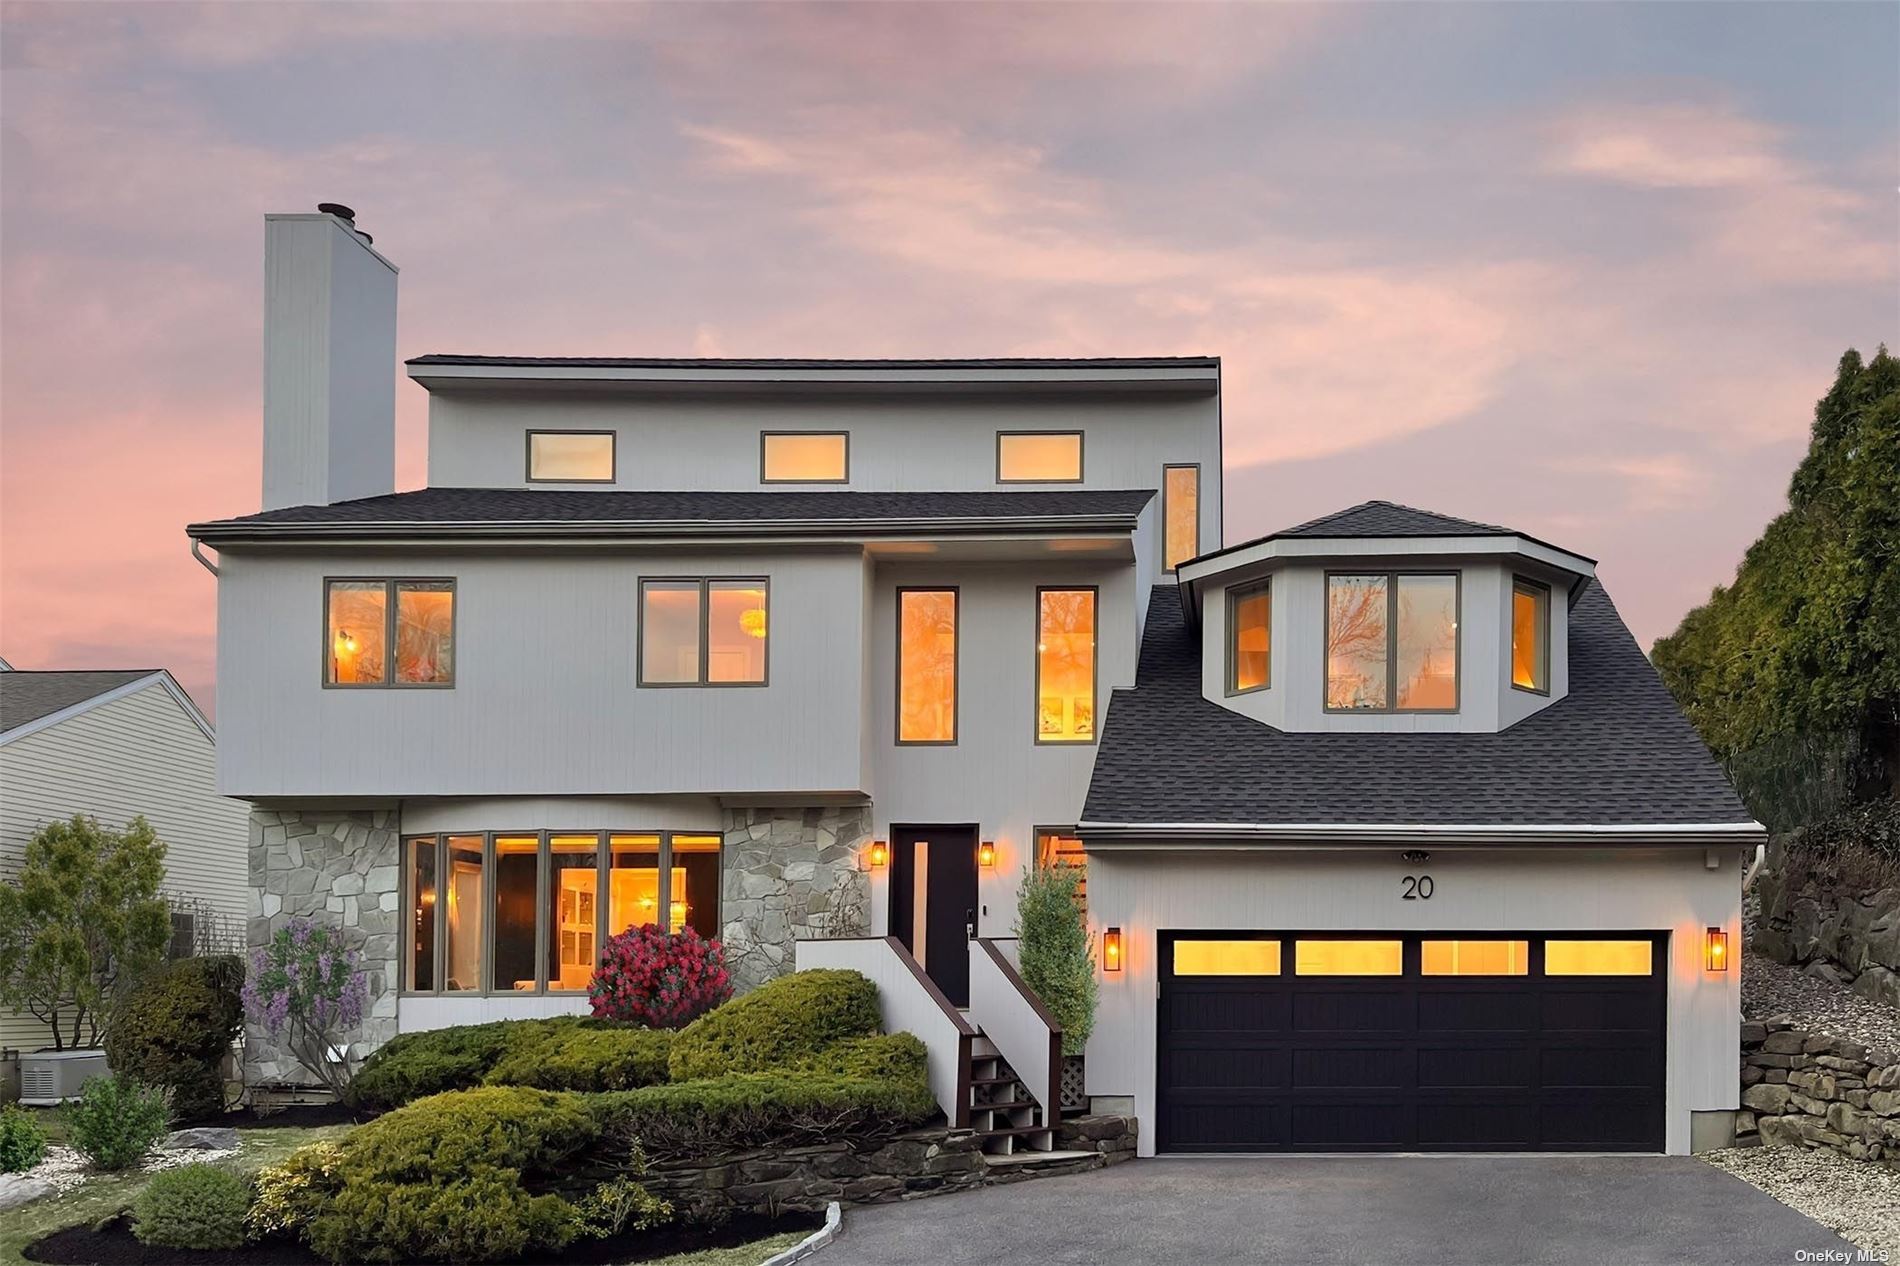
243;919;367;1096
589;924;731;1029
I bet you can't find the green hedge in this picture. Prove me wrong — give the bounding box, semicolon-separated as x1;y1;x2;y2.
132;1162;250;1250
104;957;244;1121
590;1071;935;1158
348;1017;671;1112
666;969;879;1082
796;1032;929;1083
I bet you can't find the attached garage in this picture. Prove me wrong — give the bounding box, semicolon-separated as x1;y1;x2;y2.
1156;932;1666;1152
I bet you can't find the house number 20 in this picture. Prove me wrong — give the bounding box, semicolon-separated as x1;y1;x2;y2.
1401;874;1434;900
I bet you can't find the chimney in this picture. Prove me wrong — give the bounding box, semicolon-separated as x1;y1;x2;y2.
261;204;398;510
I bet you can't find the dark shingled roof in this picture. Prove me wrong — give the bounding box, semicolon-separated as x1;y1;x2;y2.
190;488;1155;536
1;670;157;733
407;355;1218;370
1083;584;1753;827
1277;500;1514;539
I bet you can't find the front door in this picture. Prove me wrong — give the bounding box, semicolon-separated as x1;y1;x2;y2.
889;825;979;1007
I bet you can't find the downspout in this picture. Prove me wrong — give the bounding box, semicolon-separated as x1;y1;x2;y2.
190;539;219;577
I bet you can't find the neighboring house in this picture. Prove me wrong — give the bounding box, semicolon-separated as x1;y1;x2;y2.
188;206;1759;1157
0;663;249;1051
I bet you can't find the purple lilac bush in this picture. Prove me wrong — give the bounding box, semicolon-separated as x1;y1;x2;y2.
243;919;368;1096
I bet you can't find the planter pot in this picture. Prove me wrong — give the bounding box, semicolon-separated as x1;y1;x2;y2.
1060;1053;1088;1114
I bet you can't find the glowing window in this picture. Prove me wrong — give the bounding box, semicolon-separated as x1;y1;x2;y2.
1326;575;1388;710
1512;579;1550;693
1295;939;1403;976
528;431;614;482
1326;573;1457;712
670;835;723;940
608;834;666;935
492;836;539;993
1036;589;1096;743
1228;580;1270;693
443;836;483;992
1174;939;1282;976
761;432;848;482
405;837;437;992
641;579;767;686
326;581;386;685
1545;939;1653;976
1164;465;1200;571
326;579;454;686
898;589;958;743
548;835;599;992
1422;940;1529;976
1035;828;1087;911
997;432;1082;482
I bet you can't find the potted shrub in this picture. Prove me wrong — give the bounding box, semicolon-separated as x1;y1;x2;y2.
1015;863;1095;1112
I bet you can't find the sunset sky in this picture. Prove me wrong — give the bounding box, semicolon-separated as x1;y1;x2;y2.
2;1;1894;714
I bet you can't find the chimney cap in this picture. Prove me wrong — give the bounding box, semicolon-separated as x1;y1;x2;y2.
316;202;356;223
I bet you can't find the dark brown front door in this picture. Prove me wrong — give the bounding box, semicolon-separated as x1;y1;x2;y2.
889;825;979;1007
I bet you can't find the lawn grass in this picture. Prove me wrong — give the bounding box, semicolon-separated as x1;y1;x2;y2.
0;1122;351;1266
638;1228;810;1266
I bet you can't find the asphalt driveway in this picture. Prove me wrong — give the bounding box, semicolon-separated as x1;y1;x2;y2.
818;1156;1852;1266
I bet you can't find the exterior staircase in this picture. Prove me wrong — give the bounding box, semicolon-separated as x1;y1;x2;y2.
967;1034;1056;1158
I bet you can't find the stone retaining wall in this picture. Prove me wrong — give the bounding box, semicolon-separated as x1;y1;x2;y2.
1738;1019;1900;1161
1752;840;1900;1007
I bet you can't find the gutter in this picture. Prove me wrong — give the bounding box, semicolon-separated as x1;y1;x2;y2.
185;513;1145;547
1076;820;1769;849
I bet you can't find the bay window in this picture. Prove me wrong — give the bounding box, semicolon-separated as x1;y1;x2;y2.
325;578;454;687
1512;577;1550;693
1325;572;1459;713
1226;579;1270;694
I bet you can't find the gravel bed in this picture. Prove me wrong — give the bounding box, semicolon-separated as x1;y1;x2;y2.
1702;1146;1900;1261
16;1142;242;1196
1742;949;1900;1054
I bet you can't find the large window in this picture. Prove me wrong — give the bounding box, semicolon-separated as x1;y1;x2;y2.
996;431;1083;482
405;830;724;994
1512;578;1550;694
1325;572;1459;713
1163;465;1200;571
1036;588;1096;743
527;430;615;482
897;588;958;743
761;432;848;483
326;579;454;687
639;578;768;686
1227;579;1270;694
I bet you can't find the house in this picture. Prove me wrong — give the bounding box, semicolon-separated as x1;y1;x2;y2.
0;662;250;1052
187;206;1759;1157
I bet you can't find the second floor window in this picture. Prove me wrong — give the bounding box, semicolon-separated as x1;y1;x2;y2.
898;588;958;743
1036;588;1096;743
326;578;455;686
639;578;768;686
1512;578;1550;693
761;432;848;482
527;430;615;482
1163;465;1200;571
1227;579;1271;694
997;431;1082;482
1325;572;1458;713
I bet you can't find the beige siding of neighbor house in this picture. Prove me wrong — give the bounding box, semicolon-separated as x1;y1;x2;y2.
0;681;249;1051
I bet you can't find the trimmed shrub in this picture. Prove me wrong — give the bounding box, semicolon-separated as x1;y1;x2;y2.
348;1017;672;1112
132;1162;251;1250
0;1104;49;1173
1016;862;1096;1054
249;1140;346;1241
590;924;731;1029
64;1073;170;1171
310;1166;580;1265
105;956;244;1121
346;1020;515;1112
667;969;879;1082
798;1032;929;1083
590;1072;936;1158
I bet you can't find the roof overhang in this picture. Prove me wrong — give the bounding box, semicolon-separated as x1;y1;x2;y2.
1076;820;1767;849
406;357;1220;396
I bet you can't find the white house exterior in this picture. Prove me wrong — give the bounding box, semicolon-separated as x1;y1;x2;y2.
190;206;1759;1156
0;665;250;1052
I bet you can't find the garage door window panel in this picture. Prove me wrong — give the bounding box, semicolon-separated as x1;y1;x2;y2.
1544;939;1653;975
1294;939;1403;975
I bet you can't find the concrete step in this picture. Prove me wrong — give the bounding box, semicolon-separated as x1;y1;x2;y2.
982;1148;1097;1168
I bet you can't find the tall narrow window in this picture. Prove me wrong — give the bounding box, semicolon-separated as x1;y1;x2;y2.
406;837;437;991
640;579;767;686
1036;828;1086;910
1396;574;1458;710
492;835;539;993
548;835;598;991
607;835;664;935
443;835;484;991
1163;465;1200;571
527;431;614;482
761;432;848;483
1227;579;1271;694
325;579;454;687
898;588;958;743
670;835;723;939
997;432;1082;482
1326;572;1459;713
1036;588;1096;743
1512;578;1550;693
1325;574;1389;710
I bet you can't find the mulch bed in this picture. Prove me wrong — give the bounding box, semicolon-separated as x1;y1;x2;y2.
25;1211;822;1266
174;1102;365;1130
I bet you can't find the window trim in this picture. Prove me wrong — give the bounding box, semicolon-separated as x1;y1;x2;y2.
1321;569;1462;715
1033;586;1099;747
636;576;771;689
322;577;457;689
895;585;960;746
525;429;617;484
1161;463;1202;573
1224;577;1271;697
1511;575;1552;697
995;430;1085;484
759;430;851;485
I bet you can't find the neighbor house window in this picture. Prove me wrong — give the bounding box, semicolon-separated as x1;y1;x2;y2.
1035;828;1087;911
1163;465;1199;571
761;432;848;483
1512;578;1550;694
527;430;615;482
326;579;454;687
1227;579;1270;694
1325;573;1458;712
1036;588;1096;743
639;578;768;686
897;588;958;743
997;431;1082;482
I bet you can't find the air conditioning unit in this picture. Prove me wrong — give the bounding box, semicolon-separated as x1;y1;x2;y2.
19;1050;110;1106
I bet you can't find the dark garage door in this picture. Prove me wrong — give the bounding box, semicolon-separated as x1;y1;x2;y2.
1157;932;1667;1152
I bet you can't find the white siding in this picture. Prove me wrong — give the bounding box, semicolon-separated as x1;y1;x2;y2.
0;683;249;1050
1083;846;1743;1156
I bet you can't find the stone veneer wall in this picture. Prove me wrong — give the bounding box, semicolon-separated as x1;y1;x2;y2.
1752;838;1900;1008
246;808;400;1085
720;806;872;993
1738;1019;1900;1161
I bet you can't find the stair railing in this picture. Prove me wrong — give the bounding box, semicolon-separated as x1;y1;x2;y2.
969;937;1062;1121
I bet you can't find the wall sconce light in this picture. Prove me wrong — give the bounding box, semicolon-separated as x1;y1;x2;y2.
977;841;997;869
867;841;889;869
1103;927;1123;973
1705;926;1729;973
